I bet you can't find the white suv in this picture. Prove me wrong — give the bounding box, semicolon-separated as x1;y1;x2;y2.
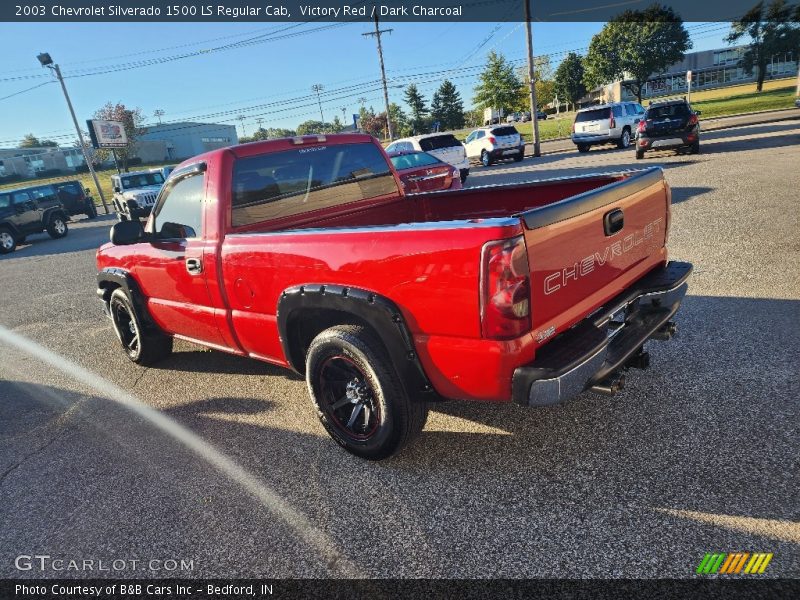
463;125;525;167
385;133;470;183
571;101;644;153
111;169;166;221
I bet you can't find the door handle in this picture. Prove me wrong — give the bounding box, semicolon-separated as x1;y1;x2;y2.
185;257;202;275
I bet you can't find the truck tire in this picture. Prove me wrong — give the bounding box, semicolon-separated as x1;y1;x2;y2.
46;213;68;239
109;288;173;365
0;226;17;254
306;324;428;460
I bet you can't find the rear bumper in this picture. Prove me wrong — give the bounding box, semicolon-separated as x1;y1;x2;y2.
638;133;697;151
489;146;524;159
572;132;614;145
512;261;692;407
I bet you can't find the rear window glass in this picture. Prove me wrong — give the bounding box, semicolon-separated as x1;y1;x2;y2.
231;142;398;227
418;135;460;151
491;126;519;137
647;104;690;119
389;152;441;170
575;108;610;123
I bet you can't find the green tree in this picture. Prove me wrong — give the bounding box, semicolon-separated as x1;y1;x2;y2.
430;80;465;131
473;51;522;117
583;4;692;103
92;102;145;171
726;0;800;92
403;84;429;133
297;120;333;135
388;103;411;137
18;133;57;148
554;52;587;111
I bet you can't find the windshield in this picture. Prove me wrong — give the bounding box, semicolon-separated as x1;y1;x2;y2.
389;152;442;170
575;108;611;123
231;142;397;227
418;135;461;151
121;173;165;189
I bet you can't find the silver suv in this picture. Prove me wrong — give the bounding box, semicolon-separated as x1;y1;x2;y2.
571;101;644;153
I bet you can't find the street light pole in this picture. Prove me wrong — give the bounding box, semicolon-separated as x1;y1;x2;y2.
38;54;109;214
524;4;541;157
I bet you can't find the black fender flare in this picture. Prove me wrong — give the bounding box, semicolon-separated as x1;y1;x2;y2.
0;221;22;237
96;268;160;332
277;284;440;402
43;206;68;224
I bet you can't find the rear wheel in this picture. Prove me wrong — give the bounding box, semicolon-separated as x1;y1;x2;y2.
636;149;645;160
577;144;590;153
306;325;428;460
480;150;492;167
0;227;17;254
690;140;700;154
513;150;524;162
109;288;173;365
617;128;631;149
46;214;68;239
85;201;97;219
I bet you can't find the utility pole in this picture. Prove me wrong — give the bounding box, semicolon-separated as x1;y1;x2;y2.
524;4;541;157
237;114;247;137
37;53;109;214
312;84;325;122
256;117;264;133
362;12;394;141
341;106;347;121
153;109;165;125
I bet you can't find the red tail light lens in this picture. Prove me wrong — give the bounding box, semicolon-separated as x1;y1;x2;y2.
609;109;616;130
637;120;646;134
487;136;497;145
481;236;531;340
572;121;576;133
687;114;698;127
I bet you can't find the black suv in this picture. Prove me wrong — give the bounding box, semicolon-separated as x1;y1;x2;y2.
54;180;98;219
635;98;700;159
0;184;70;254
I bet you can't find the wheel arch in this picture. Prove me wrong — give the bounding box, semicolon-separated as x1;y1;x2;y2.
277;284;440;402
97;268;161;333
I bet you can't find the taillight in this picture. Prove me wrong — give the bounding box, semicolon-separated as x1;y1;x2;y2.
687;114;698;128
609;109;615;129
572;121;576;133
637;120;646;134
664;181;672;244
480;236;531;340
487;136;497;145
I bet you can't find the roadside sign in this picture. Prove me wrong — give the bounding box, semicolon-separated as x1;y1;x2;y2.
86;119;128;148
686;70;692;83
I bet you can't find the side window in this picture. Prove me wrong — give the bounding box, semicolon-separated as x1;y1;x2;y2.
465;132;475;143
0;194;9;210
153;173;204;239
612;105;623;118
402;142;413;152
476;131;485;139
637;104;645;114
12;191;31;204
385;143;398;153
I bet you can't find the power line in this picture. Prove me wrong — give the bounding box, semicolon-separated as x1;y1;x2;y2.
0;81;54;101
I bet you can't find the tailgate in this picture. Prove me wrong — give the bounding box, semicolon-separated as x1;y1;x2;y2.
520;168;669;341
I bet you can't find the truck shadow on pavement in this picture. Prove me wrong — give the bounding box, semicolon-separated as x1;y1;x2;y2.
2;291;797;576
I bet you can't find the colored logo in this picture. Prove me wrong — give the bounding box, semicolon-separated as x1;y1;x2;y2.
696;552;773;575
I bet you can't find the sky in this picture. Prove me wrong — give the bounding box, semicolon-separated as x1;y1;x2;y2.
0;20;733;146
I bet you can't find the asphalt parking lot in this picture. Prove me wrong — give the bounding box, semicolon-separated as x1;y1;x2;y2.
1;118;798;578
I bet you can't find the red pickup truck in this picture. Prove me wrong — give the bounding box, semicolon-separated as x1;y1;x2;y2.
97;134;691;460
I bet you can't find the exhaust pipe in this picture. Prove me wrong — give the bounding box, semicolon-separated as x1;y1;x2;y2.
589;373;626;396
652;321;677;341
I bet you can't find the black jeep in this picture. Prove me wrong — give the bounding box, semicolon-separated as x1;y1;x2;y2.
0;184;70;254
54;180;98;219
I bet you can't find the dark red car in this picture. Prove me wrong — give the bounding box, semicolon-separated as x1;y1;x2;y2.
387;150;462;194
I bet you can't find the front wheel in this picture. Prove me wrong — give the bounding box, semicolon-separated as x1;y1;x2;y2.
46;214;68;239
306;325;428;460
0;227;17;254
480;150;492;167
109;288;173;365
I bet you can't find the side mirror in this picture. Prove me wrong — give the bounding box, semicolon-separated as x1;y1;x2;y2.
110;220;146;245
85;187;91;195
113;185;121;193
694;110;702;115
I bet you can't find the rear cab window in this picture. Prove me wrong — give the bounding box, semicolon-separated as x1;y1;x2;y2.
418;135;461;151
231;141;398;228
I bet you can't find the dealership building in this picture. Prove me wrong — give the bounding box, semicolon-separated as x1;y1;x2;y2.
587;45;797;105
138;121;239;161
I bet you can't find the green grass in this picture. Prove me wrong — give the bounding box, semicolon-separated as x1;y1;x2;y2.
689;86;797;120
0;162;174;206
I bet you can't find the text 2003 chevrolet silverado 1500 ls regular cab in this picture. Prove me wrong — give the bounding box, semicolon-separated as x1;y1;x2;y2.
96;134;692;459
